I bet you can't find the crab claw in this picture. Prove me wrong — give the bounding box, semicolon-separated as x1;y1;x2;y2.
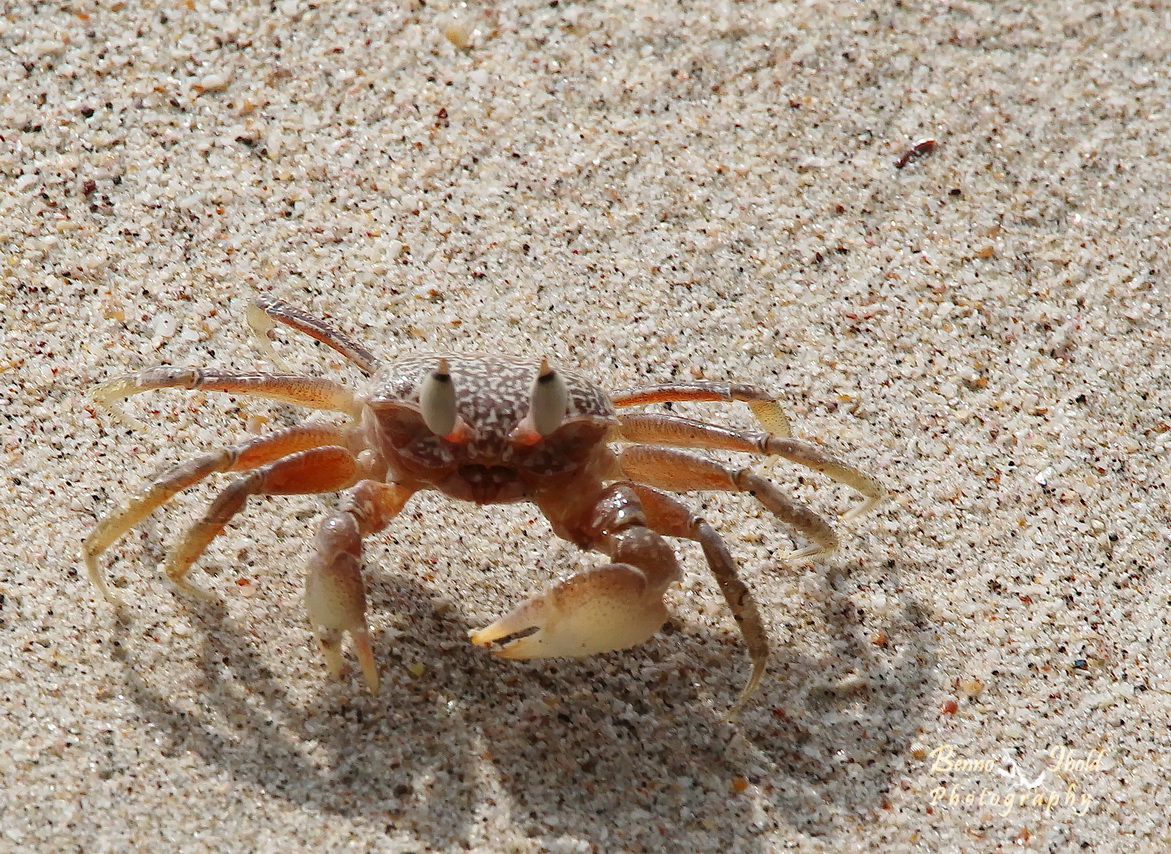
305;550;379;694
469;563;669;659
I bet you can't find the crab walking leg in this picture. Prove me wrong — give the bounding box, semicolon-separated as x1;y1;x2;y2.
619;445;840;560
304;480;415;693
470;484;682;661
163;446;365;599
610;382;792;437
628;483;768;719
618;414;886;520
247;296;379;377
93;367;362;423
83;424;355;603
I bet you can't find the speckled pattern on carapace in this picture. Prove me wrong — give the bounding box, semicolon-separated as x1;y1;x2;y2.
371;353;616;473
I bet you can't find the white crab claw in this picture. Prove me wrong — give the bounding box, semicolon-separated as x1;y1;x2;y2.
469;564;668;659
305;551;379;693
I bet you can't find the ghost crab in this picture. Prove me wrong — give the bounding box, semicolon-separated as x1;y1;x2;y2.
84;296;885;716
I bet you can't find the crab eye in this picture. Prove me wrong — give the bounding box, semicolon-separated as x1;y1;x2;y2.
528;357;569;436
418;358;458;437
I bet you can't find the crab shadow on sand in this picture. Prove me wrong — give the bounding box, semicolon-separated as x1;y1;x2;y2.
110;549;933;851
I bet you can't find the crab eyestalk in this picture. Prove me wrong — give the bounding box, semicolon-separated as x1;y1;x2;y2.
418;358;471;442
511;357;569;444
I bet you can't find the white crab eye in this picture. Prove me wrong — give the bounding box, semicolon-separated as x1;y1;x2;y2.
418;358;458;437
528;357;569;436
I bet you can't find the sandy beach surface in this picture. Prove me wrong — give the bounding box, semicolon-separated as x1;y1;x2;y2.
2;1;1168;851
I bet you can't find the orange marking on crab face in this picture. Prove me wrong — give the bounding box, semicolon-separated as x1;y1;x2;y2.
508;418;544;447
